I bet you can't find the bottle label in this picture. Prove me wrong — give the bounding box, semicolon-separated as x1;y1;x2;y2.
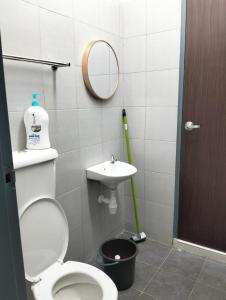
28;133;40;145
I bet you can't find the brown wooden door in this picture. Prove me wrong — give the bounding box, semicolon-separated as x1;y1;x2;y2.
178;0;226;252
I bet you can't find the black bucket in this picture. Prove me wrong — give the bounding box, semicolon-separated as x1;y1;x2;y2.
98;238;138;291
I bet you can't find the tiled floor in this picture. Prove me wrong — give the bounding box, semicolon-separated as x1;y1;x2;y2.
102;233;226;300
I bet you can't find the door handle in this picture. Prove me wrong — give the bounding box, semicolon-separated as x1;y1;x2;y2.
185;121;200;131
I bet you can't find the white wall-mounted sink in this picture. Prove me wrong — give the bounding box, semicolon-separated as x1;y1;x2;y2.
86;160;137;189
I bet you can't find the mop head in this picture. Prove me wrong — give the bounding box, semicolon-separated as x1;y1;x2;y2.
131;232;147;243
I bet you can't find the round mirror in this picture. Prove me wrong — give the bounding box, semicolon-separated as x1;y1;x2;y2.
82;40;119;100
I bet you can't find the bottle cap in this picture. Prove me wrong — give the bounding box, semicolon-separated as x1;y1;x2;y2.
32;100;40;106
32;93;41;106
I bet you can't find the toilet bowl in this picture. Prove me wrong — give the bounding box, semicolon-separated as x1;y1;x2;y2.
19;197;118;300
31;261;117;300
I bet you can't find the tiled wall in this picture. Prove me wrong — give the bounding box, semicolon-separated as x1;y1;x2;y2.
0;0;182;292
121;0;181;245
0;0;124;274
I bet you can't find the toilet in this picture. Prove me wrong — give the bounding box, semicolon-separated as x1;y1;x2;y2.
13;149;118;300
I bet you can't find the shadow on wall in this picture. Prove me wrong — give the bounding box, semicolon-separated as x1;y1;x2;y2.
83;179;123;262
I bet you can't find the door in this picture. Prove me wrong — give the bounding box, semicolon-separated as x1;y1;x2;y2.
0;34;27;299
178;0;226;252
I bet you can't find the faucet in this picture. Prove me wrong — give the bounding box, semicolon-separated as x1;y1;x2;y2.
111;154;117;164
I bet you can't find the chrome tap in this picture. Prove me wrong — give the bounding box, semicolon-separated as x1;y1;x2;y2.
111;154;117;164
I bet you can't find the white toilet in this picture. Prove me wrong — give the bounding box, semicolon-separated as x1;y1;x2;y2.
13;149;118;300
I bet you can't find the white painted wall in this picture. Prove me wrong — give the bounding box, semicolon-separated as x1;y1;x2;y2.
121;0;181;245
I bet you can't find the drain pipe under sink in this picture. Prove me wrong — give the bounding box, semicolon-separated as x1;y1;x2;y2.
98;189;118;215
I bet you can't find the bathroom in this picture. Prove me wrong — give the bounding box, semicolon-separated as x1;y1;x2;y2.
1;0;226;299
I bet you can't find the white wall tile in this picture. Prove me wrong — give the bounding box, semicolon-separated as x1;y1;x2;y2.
147;69;179;107
4;61;44;112
145;201;174;245
22;0;38;4
47;110;57;148
56;150;81;196
80;144;103;170
123;72;146;107
102;107;123;142
145;201;173;225
147;30;180;71
65;226;84;261
121;0;146;38
40;9;74;63
43;66;77;110
145;107;178;141
8;112;26;151
145;171;175;206
145;140;176;174
81;182;106;261
55;110;80;153
100;0;120;35
147;0;181;33
0;0;41;58
57;187;82;232
39;0;73;17
74;0;100;27
123;36;146;73
78;108;102;147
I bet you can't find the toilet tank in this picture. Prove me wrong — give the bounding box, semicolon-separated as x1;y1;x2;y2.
13;149;58;210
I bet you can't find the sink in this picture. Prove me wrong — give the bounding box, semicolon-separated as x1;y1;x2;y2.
86;160;137;189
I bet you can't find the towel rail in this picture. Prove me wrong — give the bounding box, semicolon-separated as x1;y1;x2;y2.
2;54;70;70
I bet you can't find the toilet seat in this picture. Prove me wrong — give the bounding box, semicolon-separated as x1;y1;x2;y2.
19;197;118;300
31;261;118;300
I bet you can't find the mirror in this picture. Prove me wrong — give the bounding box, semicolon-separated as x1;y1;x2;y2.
82;40;119;100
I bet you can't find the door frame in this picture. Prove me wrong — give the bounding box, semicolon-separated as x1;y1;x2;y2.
0;33;27;299
173;0;187;237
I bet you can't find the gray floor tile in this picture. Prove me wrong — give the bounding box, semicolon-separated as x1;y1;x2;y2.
198;259;226;292
189;282;226;300
119;288;155;300
144;269;196;300
139;293;156;299
137;239;171;267
118;288;142;299
118;232;132;239
133;261;158;291
161;249;205;278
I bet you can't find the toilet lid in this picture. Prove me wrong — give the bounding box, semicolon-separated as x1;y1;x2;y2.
19;197;69;282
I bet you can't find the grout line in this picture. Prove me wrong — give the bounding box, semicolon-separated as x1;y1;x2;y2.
140;291;159;299
140;248;174;295
123;28;181;40
158;247;174;269
187;257;208;299
122;67;179;75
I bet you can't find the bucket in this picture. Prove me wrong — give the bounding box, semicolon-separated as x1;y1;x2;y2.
98;238;138;290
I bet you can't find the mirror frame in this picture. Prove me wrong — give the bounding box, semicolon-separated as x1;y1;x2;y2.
82;40;119;100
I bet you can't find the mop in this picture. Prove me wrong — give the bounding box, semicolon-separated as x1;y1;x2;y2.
122;109;146;243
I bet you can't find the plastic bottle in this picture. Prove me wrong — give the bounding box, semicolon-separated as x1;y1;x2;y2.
24;93;50;150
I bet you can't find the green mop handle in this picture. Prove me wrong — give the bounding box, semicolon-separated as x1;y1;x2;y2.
122;109;141;234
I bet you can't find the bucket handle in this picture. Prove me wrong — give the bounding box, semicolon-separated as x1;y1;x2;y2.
96;252;119;267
